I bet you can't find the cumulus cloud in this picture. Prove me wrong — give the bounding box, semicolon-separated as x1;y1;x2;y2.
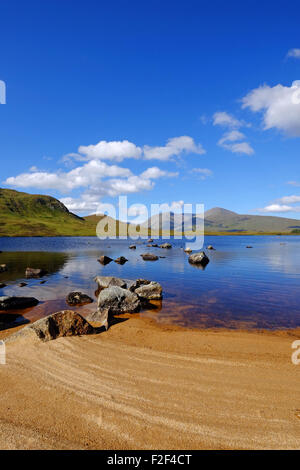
143;136;206;161
140;166;178;179
242;80;300;137
213;111;244;128
4;160;133;192
63;136;205;163
258;204;295;213
287;48;300;59
78;140;142;162
217;130;254;155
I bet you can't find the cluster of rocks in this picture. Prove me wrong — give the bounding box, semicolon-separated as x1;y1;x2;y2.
98;255;128;266
88;276;163;329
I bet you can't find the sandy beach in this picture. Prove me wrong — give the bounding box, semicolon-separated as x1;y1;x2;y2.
0;314;300;450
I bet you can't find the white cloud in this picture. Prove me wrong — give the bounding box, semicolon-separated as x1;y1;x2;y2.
78;140;142;162
190;168;213;179
277;195;300;204
258;204;294;213
213;111;243;128
217;130;254;155
242;80;300;137
140;166;178;179
4;160;133;192
143;136;206;161
287;48;300;59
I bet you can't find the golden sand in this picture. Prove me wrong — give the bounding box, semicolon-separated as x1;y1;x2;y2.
0;315;300;450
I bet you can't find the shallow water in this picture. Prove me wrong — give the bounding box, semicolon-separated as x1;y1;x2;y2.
0;235;300;330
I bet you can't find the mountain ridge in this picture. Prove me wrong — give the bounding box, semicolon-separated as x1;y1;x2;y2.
0;188;300;236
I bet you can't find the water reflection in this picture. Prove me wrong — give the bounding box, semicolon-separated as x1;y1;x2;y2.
0;236;300;330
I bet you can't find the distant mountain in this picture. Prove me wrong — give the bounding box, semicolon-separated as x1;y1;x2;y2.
143;207;300;234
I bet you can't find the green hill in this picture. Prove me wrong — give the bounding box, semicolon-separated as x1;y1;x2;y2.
0;188;96;236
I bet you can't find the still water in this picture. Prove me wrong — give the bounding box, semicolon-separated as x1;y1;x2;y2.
0;235;300;330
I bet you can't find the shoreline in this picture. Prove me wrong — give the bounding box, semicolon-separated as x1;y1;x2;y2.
1;312;300;449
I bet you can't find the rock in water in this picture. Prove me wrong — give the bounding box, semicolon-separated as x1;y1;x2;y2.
88;286;141;328
18;282;28;287
0;264;7;273
94;276;127;289
25;267;47;278
0;296;39;310
21;310;95;342
114;256;128;265
188;252;210;266
98;255;113;265
0;283;7;288
134;281;163;300
140;253;159;261
66;292;93;306
129;245;136;249
160;243;172;249
184;247;192;253
148;239;154;243
207;245;215;250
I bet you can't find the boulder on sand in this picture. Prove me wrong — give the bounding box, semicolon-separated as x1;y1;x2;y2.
25;267;47;278
94;276;127;289
88;286;141;329
66;292;93;306
8;310;96;342
188;252;210;267
0;296;39;310
114;256;128;265
141;253;159;261
160;243;172;249
98;255;113;265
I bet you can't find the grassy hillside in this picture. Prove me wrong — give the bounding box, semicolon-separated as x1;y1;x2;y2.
0;188;97;236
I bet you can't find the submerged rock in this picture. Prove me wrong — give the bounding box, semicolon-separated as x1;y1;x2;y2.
88;286;141;328
12;310;96;342
160;243;172;249
188;252;210;267
246;246;253;249
129;245;136;249
66;292;93;306
141;253;159;261
114;256;128;265
98;255;113;265
0;296;39;310
25;267;47;278
94;276;127;289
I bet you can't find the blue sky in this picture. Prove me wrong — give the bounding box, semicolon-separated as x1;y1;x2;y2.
1;0;300;221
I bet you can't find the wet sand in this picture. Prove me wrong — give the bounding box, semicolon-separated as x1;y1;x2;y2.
0;315;300;450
